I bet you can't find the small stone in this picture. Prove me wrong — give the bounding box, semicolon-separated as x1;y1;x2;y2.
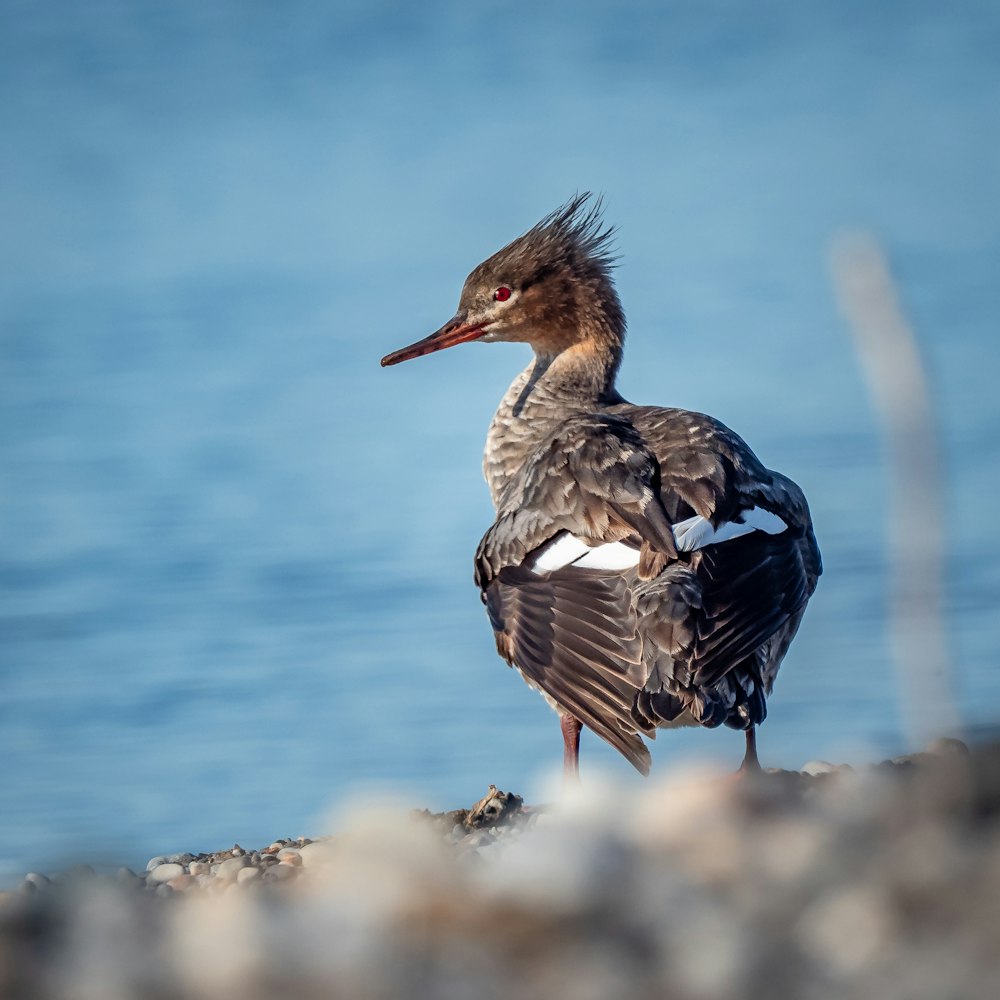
279;854;302;868
466;785;523;829
276;848;301;861
230;845;245;857
146;856;167;872
163;852;194;866
217;857;250;882
148;863;185;884
265;863;297;882
802;760;839;776
168;875;194;891
237;867;261;885
154;884;173;897
188;861;209;876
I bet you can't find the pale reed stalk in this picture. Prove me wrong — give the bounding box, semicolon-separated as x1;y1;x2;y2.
831;232;961;746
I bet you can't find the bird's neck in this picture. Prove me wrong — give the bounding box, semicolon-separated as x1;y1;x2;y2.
532;336;623;404
483;338;624;508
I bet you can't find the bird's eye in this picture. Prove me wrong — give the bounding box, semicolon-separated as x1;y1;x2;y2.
494;286;512;302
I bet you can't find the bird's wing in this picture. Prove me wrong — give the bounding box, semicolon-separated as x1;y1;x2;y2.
630;528;813;730
482;564;653;773
475;413;677;589
476;414;678;773
613;406;821;729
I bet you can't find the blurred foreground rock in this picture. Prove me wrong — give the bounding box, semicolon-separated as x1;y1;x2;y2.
2;740;999;1000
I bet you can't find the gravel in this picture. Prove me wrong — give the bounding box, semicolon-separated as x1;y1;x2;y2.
1;741;998;999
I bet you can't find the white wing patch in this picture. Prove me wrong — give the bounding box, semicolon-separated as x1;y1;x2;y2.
574;541;642;570
530;534;639;574
530;508;787;576
672;507;787;552
531;533;591;573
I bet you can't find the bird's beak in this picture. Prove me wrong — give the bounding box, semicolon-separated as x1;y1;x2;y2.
380;315;487;367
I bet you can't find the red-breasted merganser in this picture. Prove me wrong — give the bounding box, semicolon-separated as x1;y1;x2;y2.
381;195;822;777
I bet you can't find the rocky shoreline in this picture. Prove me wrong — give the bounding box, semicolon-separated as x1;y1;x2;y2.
3;739;998;999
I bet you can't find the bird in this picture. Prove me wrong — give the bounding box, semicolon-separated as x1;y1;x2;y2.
381;195;822;778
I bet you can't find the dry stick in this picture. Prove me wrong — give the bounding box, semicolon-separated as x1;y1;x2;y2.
830;233;961;747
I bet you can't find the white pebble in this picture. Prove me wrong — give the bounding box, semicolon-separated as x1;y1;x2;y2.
802;760;839;776
148;863;184;884
217;857;250;882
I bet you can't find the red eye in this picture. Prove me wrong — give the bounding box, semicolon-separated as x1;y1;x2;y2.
494;286;512;302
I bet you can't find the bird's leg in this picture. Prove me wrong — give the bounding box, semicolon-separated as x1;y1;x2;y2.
739;727;762;775
561;714;582;783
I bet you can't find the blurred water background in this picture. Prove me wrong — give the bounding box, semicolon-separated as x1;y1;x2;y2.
1;0;998;884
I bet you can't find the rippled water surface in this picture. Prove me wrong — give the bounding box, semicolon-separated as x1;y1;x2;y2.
2;1;999;882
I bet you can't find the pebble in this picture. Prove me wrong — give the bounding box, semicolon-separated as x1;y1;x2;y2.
148;863;185;884
7;739;978;911
117;868;143;889
216;857;250;882
7;741;996;1000
802;760;839;776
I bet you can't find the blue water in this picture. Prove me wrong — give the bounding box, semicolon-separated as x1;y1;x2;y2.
2;1;999;883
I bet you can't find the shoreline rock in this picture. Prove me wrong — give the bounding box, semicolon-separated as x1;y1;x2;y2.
2;739;998;999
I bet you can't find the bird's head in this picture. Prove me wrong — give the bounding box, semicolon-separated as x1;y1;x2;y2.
381;194;625;368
